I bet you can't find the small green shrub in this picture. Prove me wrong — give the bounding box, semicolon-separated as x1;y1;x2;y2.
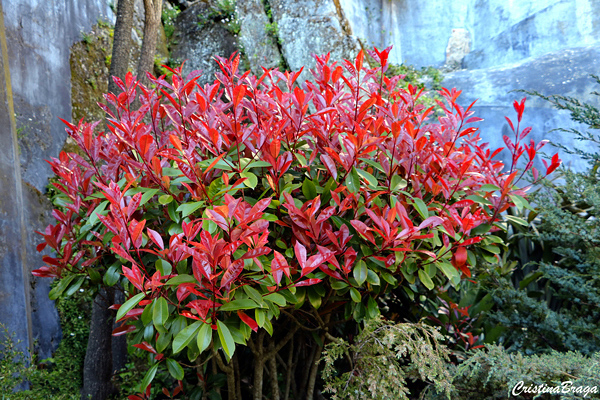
321;317;453;400
436;345;600;399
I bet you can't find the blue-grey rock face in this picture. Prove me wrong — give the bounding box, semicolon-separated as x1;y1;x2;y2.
341;0;600;70
444;45;600;173
1;0;113;359
4;0;113;191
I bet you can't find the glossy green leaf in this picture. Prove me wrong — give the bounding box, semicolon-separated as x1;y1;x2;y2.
197;322;212;353
172;321;202;354
345;167;361;193
418;269;435;290
156;259;172;276
103;263;120;286
176;201;204;218
350;287;361;303
153;297;169;332
88;201;109;226
366;269;380;286
166;274;196;285
356;169;378;188
391;175;407;191
412;198;429;219
219;299;259;311
116;292;146;321
240;171;258;188
264;293;286;307
166;358;184;380
353;260;367;286
139;363;158;393
48;275;78;300
156;332;172;353
159;194;173;205
505;214;528;227
217;320;236;358
302;178;317;200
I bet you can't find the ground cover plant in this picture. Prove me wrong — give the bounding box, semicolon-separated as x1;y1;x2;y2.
32;46;559;399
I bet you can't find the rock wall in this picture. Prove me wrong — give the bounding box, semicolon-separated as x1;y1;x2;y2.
341;0;600;70
1;0;113;359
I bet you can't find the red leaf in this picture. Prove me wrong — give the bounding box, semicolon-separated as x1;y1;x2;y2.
242;247;271;260
295;278;322;287
220;259;245;288
133;341;157;354
452;246;468;268
237;310;258;332
112;324;136;336
147;228;164;250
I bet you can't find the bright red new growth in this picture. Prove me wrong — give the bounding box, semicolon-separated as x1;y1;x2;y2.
33;47;560;366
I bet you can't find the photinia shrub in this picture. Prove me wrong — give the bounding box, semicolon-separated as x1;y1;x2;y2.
34;47;560;397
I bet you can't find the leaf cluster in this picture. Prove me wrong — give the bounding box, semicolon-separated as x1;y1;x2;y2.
34;47;558;395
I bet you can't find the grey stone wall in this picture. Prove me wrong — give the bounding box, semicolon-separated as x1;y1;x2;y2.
0;0;113;359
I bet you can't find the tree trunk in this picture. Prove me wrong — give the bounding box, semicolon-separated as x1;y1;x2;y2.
137;0;163;88
111;289;127;373
107;0;135;96
81;289;116;400
83;3;135;398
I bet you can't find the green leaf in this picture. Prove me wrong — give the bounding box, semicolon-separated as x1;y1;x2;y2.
412;198;429;219
197;322;212;353
391;175;407;191
103;264;120;287
470;224;491;235
345;167;361;193
87;267;101;285
139;363;159;393
437;260;460;284
418;269;435;290
466;194;492;206
64;276;85;297
307;288;322;309
302;178;317;200
480;184;501;192
381;272;397;285
367;296;379;318
166;358;184;380
159;194;173;205
172;321;202;354
242;286;265;307
156;332;172;354
505;214;529;227
353;260;367;286
361;158;385;173
246;160;272;168
176;201;204;218
296;153;307;167
366;269;380;286
48;275;77;300
219;299;259;311
350;287;361;303
88;201;109;226
330;281;348;290
240;171;258;189
116;292;146;321
519;271;544;289
356;169;378;188
140;188;160;206
153;297;169;332
264;292;286;307
166;274;196;285
156;259;172;276
217;320;236;358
